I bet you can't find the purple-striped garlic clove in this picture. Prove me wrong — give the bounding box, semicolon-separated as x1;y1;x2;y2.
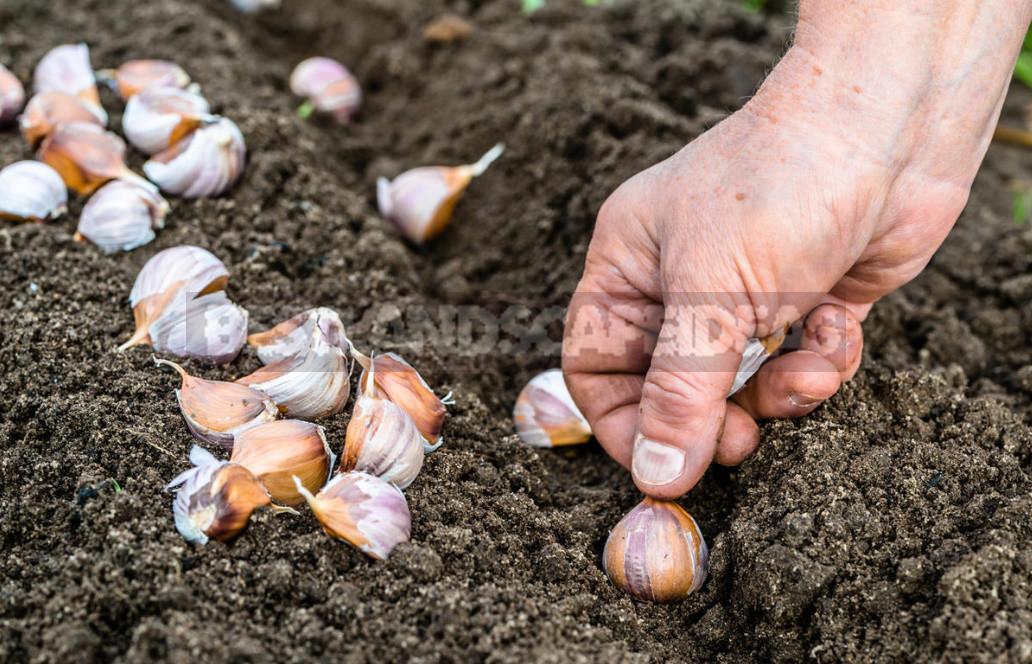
143;117;246;198
155;359;279;448
247;307;350;365
293;471;411;560
148;289;249;364
74;180;168;253
603;498;709;603
229;0;281;13
38;121;153;195
341;387;426;489
353;350;446;451
98;60;191;100
0;64;25;126
19;92;105;148
0;161;68;222
123;86;213;155
289;57;361;123
33;43;106;123
513;369;592;448
376;143;503;243
230;420;334;505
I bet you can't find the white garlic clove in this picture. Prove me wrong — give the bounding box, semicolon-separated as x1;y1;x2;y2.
98;60;191;100
341;392;426;489
229;0;281;13
155;359;279;448
33;43;106;123
167;459;278;545
149;289;249;364
74;180;169;253
39;121;153;195
123;86;213;155
289;57;362;122
293;471;411;560
143;117;246;198
230;420;334;505
513;369;592;448
377;143;504;243
353;350;446;451
19;92;105;148
247;307;350;365
729;327;790;395
0;64;25;126
0;161;68;222
603;498;709;603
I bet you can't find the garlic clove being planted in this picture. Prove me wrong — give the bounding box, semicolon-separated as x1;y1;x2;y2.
293;471;411;559
728;327;790;396
123;86;214;155
353;350;446;451
38;121;154;195
149;289;249;364
603;498;709;603
513;369;592;448
230;420;334;505
289;57;361;123
155;358;279;448
0;64;25;126
341;389;426;489
98;60;191;100
143;117;245;198
376;143;504;243
0;161;68;222
247;307;350;365
19;92;105;148
33;43;106;123
74;180;169;253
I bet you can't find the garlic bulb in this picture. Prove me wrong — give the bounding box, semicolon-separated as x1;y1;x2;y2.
230;420;334;505
38;121;154;195
123;86;213;155
74;180;169;253
148;289;249;364
247;307;350;365
0;64;25;126
513;369;592;448
341;389;426;489
155;358;278;448
19;92;104;148
603;498;709;603
230;0;281;13
33;43;106;123
729;327;789;395
294;471;411;560
353;350;446;450
289;57;361;122
98;60;191;99
0;161;68;222
143;117;246;198
377;143;504;243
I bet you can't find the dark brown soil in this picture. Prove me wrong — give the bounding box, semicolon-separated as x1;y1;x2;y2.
2;0;1032;662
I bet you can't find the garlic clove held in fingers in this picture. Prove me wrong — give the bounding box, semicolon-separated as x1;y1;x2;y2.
98;60;191;100
377;143;504;243
123;86;213;155
0;161;68;222
33;43;106;123
19;92;105;148
155;359;279;448
341;389;426;489
513;369;592;448
38;121;154;195
603;498;709;603
294;471;411;560
74;180;169;253
729;327;790;396
289;57;361;122
230;420;334;505
354;350;446;451
0;64;25;126
149;289;249;364
143;117;245;198
247;307;350;365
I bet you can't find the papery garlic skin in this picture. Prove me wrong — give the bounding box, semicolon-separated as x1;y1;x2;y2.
123;86;213;155
144;117;245;198
229;0;281;13
603;498;709;603
0;64;25;126
513;369;592;448
33;43;106;123
354;350;446;450
294;471;411;560
289;57;362;122
248;307;350;365
39;121;151;195
75;180;168;253
729;328;790;396
149;290;249;364
167;459;272;544
19;92;104;148
342;392;426;489
230;420;334;505
0;161;68;222
101;60;191;99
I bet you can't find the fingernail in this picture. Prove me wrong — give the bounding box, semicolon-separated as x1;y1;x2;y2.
814;324;844;352
632;435;686;487
789;393;824;407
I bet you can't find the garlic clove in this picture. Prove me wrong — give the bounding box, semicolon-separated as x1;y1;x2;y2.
0;64;25;126
0;161;68;222
74;180;169;253
229;420;334;505
513;369;592;448
167;460;276;544
247;307;350;365
149;289;249;364
33;43;106;123
353;350;446;451
38;121;154;195
19;92;105;148
603;498;709;603
98;60;191;100
123;86;213;155
143;117;245;198
341;392;426;489
377;143;504;243
230;0;281;13
293;471;411;559
155;358;279;448
289;57;362;123
728;327;790;396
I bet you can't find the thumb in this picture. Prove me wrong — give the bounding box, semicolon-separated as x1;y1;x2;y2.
632;300;747;499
